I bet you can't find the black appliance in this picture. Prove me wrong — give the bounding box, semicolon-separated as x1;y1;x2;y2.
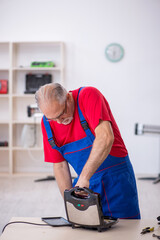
24;74;52;94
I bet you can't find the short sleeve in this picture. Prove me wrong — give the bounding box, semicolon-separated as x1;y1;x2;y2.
79;87;112;130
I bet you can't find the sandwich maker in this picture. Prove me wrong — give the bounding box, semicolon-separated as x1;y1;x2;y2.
64;187;118;232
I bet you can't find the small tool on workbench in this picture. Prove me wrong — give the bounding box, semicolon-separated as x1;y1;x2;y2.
153;234;160;239
141;227;154;234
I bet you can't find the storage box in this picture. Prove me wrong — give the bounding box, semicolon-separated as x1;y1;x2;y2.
0;80;8;94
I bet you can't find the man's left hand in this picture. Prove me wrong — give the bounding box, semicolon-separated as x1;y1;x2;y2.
75;177;90;197
75;176;89;189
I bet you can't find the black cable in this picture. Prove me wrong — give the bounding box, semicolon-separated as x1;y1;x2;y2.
2;221;50;233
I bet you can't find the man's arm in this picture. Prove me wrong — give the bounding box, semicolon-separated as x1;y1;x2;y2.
54;161;72;198
76;120;114;188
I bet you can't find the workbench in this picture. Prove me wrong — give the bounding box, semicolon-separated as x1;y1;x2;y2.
0;217;160;240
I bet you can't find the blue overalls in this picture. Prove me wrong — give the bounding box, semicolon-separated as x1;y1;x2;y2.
43;88;141;219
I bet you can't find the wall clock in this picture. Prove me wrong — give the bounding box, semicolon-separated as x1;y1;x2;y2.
105;43;124;62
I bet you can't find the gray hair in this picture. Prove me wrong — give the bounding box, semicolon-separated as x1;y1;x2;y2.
35;83;67;110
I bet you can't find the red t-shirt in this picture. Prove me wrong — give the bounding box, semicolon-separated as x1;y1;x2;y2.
41;87;128;163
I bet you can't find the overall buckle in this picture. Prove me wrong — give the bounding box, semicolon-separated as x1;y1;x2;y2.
48;137;56;147
81;120;89;130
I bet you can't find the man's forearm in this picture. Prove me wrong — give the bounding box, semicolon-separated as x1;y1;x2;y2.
54;161;72;197
77;121;114;187
80;135;112;180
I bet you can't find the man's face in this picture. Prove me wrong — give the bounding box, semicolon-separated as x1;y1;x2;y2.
42;93;74;125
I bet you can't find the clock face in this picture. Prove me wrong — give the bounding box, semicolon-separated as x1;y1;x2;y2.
105;43;124;62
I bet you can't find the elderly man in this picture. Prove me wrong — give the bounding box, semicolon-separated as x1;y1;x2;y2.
35;83;141;219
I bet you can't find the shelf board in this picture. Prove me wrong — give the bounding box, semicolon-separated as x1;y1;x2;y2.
0;147;9;151
0;68;9;71
0;94;9;98
12;94;35;98
12;41;63;44
12;67;61;71
0;121;9;124
0;173;10;177
12;119;41;124
12;147;43;151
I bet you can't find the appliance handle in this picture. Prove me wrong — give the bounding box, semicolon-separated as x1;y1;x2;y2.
68;186;94;195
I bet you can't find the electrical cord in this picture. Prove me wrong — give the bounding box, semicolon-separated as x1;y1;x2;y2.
2;221;50;233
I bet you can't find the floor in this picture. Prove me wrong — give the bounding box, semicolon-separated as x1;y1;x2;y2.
0;174;159;235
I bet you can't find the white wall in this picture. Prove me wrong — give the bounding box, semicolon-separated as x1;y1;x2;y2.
0;0;160;174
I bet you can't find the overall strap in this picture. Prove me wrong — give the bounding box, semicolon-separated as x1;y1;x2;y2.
77;87;94;139
43;115;58;149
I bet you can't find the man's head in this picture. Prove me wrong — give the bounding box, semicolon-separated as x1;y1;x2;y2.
35;83;74;125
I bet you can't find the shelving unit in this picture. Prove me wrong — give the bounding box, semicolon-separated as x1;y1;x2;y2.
0;41;64;175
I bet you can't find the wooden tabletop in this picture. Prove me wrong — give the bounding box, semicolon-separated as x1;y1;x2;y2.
0;217;160;240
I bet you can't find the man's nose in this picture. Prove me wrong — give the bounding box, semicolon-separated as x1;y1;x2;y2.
57;117;64;124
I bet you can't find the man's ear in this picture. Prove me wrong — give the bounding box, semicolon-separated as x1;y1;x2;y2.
67;92;72;101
